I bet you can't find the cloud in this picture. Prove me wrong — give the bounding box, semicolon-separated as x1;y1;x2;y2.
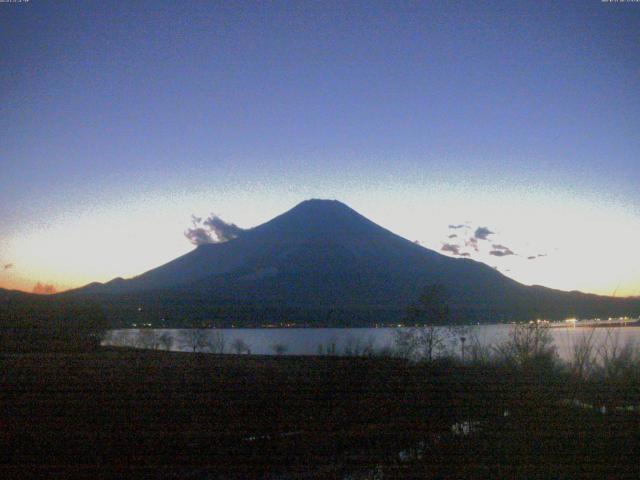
32;282;56;294
441;243;462;255
443;223;516;257
185;214;245;245
474;227;494;240
489;244;515;257
527;256;536;260
184;227;215;245
203;215;244;242
527;253;547;260
3;263;13;270
441;243;470;257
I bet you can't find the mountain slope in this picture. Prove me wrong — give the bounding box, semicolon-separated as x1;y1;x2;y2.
67;199;640;326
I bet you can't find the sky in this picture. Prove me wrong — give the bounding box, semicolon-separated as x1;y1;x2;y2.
1;0;639;296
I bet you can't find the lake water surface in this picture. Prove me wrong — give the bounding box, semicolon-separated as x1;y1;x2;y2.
103;324;640;362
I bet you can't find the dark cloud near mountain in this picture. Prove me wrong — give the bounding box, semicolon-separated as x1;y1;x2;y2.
441;243;470;257
185;214;245;245
185;227;215;245
527;256;536;260
3;263;13;270
33;282;56;294
443;223;514;257
474;227;494;240
441;243;462;255
490;244;515;257
527;253;547;260
466;237;479;252
203;216;244;242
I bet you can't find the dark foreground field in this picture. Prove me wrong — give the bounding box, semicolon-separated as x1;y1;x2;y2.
0;349;639;479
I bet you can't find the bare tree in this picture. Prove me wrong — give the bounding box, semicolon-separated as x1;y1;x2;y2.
396;284;454;362
494;322;557;370
207;330;226;353
393;328;419;359
417;326;448;362
316;339;338;356
159;331;174;351
393;326;448;362
595;328;638;382
565;328;598;407
180;329;210;353
593;328;639;410
231;338;250;354
136;329;161;350
569;329;598;381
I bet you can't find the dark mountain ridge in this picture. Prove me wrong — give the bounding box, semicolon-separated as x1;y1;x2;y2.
65;199;640;326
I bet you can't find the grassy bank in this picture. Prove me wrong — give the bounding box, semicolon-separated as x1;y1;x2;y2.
0;346;639;479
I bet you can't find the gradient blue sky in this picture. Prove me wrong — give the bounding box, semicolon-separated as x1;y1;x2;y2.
1;0;639;295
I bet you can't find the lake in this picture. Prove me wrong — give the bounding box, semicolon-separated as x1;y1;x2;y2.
102;324;640;362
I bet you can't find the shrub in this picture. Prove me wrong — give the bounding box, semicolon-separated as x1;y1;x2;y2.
494;322;558;372
343;335;375;357
271;343;288;355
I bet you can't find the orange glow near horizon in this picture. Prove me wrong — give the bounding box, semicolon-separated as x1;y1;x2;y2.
0;186;639;298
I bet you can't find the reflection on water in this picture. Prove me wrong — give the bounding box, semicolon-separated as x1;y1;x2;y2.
103;325;640;362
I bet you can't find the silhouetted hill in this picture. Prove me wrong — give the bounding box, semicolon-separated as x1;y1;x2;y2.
0;287;108;351
66;200;640;326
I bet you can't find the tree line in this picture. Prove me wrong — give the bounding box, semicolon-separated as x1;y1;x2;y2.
0;293;108;351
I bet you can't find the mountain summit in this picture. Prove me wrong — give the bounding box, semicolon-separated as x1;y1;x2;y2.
69;199;640;326
251;199;390;241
